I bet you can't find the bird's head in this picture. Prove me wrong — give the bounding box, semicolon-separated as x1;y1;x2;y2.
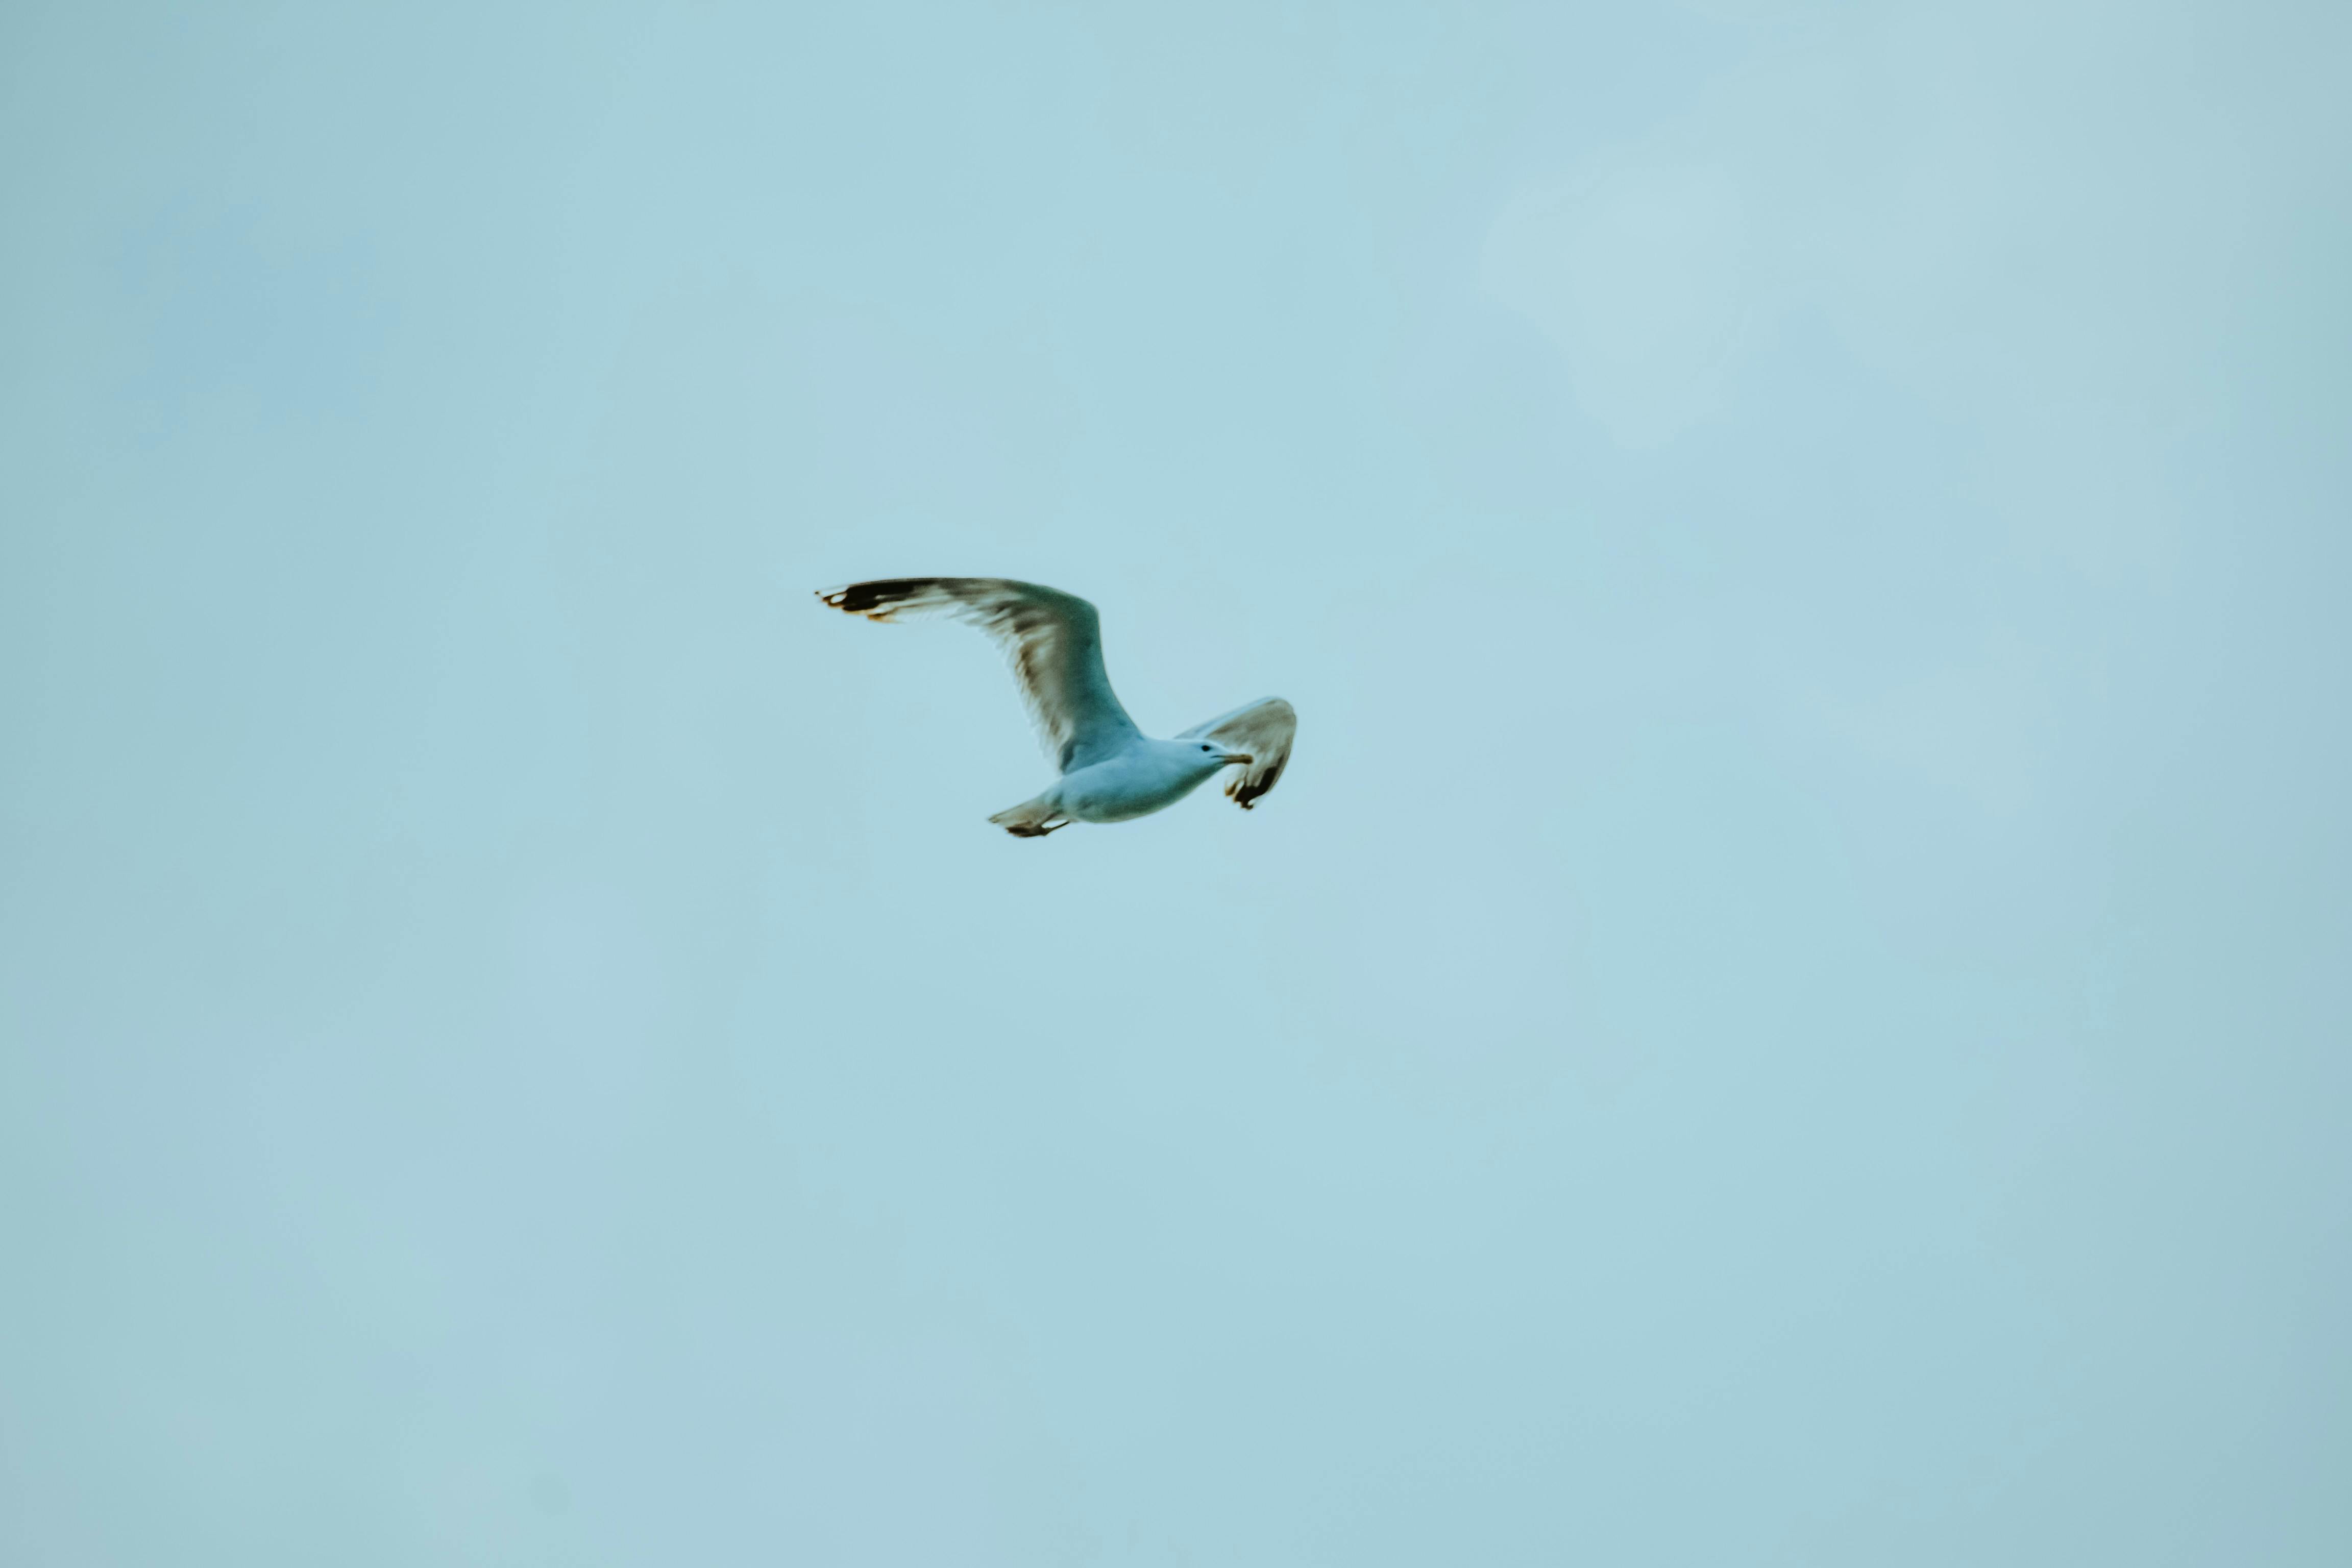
1185;739;1253;771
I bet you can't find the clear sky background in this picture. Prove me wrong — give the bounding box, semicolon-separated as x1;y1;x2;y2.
4;2;2348;1563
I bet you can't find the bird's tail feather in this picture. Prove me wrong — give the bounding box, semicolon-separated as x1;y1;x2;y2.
989;794;1069;838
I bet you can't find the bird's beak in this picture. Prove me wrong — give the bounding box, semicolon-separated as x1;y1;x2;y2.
1221;752;1254;766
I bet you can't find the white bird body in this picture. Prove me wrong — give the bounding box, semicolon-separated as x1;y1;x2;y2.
1013;738;1246;825
817;577;1297;837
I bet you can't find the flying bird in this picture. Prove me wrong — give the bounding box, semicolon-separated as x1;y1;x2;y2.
817;577;1296;838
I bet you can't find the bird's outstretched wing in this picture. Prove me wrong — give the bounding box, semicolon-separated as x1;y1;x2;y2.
1179;697;1296;808
817;578;1141;772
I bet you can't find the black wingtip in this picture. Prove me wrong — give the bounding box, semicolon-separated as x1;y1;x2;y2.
818;578;936;618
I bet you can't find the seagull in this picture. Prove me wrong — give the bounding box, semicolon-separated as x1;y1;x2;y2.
817;577;1296;838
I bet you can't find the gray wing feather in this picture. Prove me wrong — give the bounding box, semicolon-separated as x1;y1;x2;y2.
817;578;1141;772
1178;696;1296;809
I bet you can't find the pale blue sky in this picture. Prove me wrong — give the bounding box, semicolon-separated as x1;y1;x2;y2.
4;2;2348;1563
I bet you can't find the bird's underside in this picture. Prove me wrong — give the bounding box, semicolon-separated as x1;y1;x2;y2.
816;576;1296;836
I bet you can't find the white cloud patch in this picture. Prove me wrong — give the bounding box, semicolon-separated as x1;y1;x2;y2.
1803;625;2051;814
1481;0;2352;556
1481;155;1756;449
